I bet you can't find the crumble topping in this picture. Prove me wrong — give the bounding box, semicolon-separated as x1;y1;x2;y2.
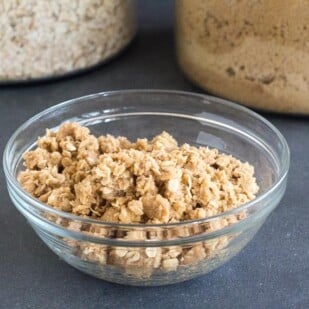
18;122;259;278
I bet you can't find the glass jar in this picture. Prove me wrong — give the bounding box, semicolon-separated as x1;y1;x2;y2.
0;0;136;82
176;0;309;114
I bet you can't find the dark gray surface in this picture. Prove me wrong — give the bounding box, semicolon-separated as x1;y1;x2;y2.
0;1;308;308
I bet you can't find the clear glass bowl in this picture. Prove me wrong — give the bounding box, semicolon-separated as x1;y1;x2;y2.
3;90;290;286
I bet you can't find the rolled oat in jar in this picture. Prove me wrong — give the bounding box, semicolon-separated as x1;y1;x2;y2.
176;0;309;114
0;0;136;81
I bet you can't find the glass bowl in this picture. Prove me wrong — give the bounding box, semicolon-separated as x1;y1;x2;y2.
3;90;290;286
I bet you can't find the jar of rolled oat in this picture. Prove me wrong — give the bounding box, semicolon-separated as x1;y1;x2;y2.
176;0;309;114
0;0;136;82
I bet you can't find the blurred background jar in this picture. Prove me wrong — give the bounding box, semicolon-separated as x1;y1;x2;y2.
176;0;309;114
0;0;136;82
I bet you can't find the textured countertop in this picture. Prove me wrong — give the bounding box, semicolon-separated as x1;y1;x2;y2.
0;1;308;308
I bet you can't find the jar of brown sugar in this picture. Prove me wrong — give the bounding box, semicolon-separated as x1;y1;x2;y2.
176;0;309;114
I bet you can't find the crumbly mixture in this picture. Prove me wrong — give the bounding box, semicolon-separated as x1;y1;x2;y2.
0;0;136;81
19;122;258;223
176;0;309;114
18;122;259;277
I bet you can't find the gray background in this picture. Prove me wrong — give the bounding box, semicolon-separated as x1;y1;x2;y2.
0;1;308;308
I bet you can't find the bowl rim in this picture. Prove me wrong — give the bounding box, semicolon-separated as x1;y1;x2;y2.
3;89;290;229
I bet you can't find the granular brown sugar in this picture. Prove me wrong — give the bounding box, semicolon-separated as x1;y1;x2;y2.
176;0;309;114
